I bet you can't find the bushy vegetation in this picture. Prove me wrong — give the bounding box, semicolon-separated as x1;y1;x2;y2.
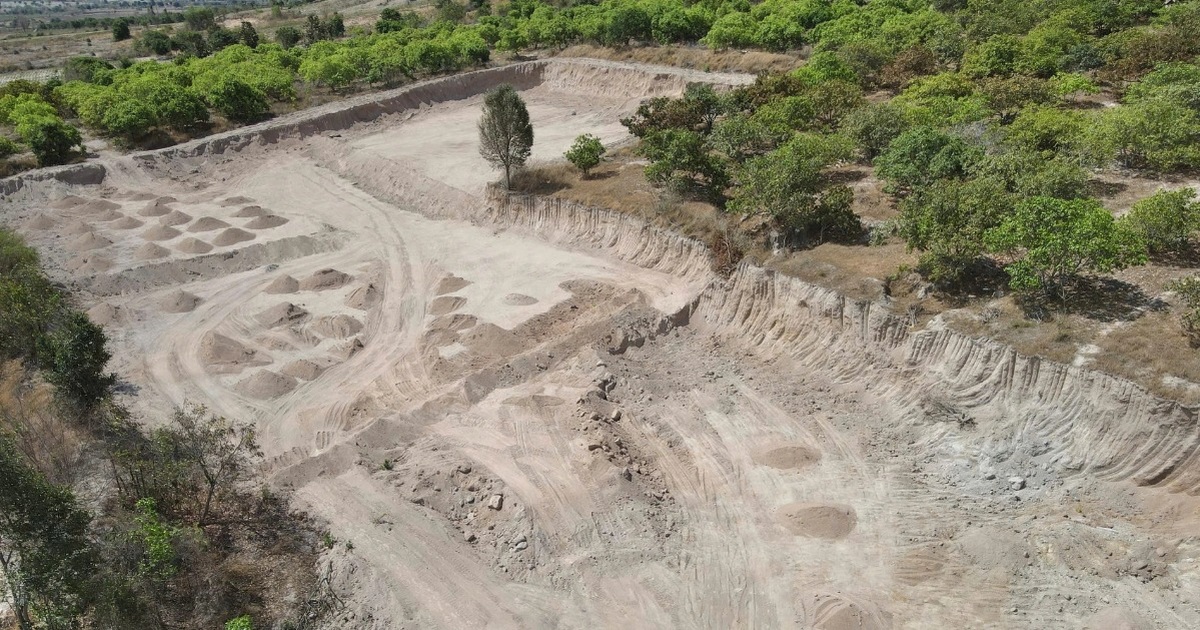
0;228;328;629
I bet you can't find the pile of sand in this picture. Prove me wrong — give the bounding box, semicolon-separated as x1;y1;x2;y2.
176;238;213;255
158;290;201;313
245;215;289;229
79;199;120;214
777;503;857;539
122;192;157;201
345;283;381;310
110;216;144;230
135;243;170;260
503;293;538;306
199;331;269;371
255;302;309;328
299;268;351;291
49;195;86;210
311;314;364;339
63;220;94;235
87;303;124;327
142;225;181;241
264;275;300;294
234;370;297;399
233;205;268;218
139;200;173;217
159;210;193;226
69;232;112;252
213;228;255;246
221;196;255;207
93;209;124;222
187;217;230;232
436;274;471;295
757;446;821;470
337;337;365;359
281;359;326;381
23;214;55;230
430;296;466;316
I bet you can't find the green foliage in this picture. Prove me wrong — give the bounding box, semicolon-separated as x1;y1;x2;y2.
1125;62;1200;111
1083;99;1200;171
727;133;858;243
0;433;95;629
129;498;179;584
478;84;533;189
564;133;605;177
842;102;910;159
0;136;20;158
274;26;302;49
39;311;116;410
225;615;255;630
23;119;83;167
239;22;260;49
183;6;216;32
984;196;1147;298
875;127;982;192
1168;276;1200;344
62;57;114;85
1006;105;1086;154
639;128;728;199
206;77;269;123
899;177;1010;285
138;30;173;56
112;19;131;42
1124;188;1200;255
1048;72;1098;102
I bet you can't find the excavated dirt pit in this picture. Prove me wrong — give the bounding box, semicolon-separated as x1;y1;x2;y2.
3;59;1200;629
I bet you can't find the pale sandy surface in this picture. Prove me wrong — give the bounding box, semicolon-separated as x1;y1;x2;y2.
2;60;1199;629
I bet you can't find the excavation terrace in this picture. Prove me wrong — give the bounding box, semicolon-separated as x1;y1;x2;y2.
3;58;1198;629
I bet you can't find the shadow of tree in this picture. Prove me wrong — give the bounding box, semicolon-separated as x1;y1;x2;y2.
1018;276;1167;323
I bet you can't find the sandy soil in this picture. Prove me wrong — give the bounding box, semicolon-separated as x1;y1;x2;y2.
2;59;1199;629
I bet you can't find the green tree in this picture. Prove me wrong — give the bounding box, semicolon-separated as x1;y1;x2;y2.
39;311;116;410
206;77;269;123
238;21;259;48
274;26;301;49
112;19;131;42
138;30;172;56
899;177;1010;285
985;196;1148;298
183;6;216;31
1168;276;1200;344
1124;188;1200;255
478;84;533;189
564;133;605;177
639;128;728;199
875;127;982;192
0;434;95;630
22;120;82;167
841;102;909;159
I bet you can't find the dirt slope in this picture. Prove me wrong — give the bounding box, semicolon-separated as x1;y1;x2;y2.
1;59;1197;629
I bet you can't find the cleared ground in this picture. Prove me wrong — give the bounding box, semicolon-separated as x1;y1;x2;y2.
3;59;1199;629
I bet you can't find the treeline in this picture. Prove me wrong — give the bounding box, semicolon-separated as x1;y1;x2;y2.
0;229;329;629
607;0;1200;311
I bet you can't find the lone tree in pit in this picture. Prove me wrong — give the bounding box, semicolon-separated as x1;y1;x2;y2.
478;84;533;189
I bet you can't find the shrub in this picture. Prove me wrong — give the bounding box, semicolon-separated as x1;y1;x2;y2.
275;26;302;49
139;30;173;56
841;102;909;159
564;133;605;177
112;19;131;42
207;77;269;123
639;128;728;199
1169;276;1200;344
0;136;20;158
225;616;254;630
23;119;83;167
875;127;982;192
1124;188;1200;255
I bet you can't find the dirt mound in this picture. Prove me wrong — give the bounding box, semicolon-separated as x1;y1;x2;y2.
757;446;821;470
176;238;213;255
87;302;124;326
264;275;300;294
142;225;181;241
199;332;269;371
430;296;466;316
23;214;55;230
62;220;93;235
311;315;364;339
778;503;857;539
435;274;471;295
158;290;201;313
79;199;120;214
281;359;326;381
158;210;193;226
345;283;381;310
49;195;86;210
256;303;309;328
93;209;124;222
123;192;156;201
234;370;297;399
69;232;112;252
187;217;230;232
213;228;255;246
245;215;289;229
67;255;113;274
233;205;268;218
503;293;538;306
110;216;144;230
299;269;351;291
336;337;365;360
221;196;255;207
138;200;173;217
134;243;170;260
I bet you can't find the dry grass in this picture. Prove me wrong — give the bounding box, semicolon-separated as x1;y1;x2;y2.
0;360;85;485
556;43;805;75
